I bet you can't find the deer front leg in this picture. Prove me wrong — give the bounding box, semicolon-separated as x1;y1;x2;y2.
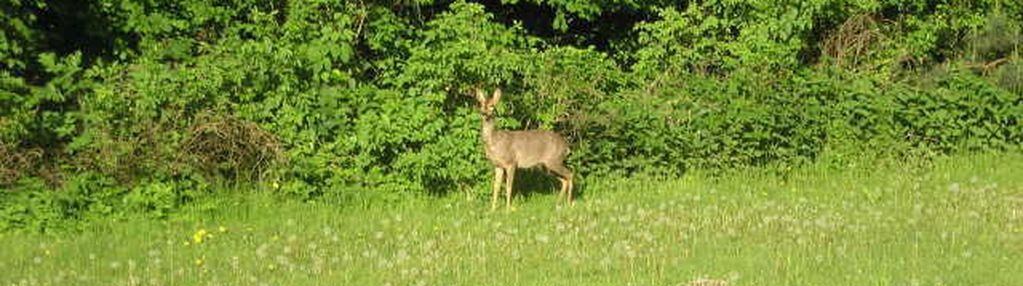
505;167;516;209
491;167;504;211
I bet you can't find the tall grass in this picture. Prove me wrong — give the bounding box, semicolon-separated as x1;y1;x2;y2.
2;152;1021;285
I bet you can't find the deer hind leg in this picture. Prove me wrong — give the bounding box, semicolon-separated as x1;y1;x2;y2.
556;177;568;202
567;174;574;202
546;162;574;204
491;167;504;211
504;167;516;209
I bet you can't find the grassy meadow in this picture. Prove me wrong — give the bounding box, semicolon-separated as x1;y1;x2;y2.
4;1;1023;285
2;153;1021;285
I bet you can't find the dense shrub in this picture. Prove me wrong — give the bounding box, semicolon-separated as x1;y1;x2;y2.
1;0;1022;231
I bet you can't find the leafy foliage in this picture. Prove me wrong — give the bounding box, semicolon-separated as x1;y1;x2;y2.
1;0;1022;231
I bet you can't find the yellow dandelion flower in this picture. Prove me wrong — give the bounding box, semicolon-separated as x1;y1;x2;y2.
218;225;228;233
194;258;204;266
193;229;208;244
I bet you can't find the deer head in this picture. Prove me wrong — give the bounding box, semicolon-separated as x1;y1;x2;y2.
474;88;502;119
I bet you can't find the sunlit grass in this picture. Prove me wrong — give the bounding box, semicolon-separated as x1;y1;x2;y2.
2;153;1021;285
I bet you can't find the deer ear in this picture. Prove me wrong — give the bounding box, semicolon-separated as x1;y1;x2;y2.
491;88;502;104
474;88;487;104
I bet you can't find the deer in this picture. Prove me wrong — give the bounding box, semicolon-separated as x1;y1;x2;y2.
473;87;574;211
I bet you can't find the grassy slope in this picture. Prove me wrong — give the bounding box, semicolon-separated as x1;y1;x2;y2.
2;153;1021;285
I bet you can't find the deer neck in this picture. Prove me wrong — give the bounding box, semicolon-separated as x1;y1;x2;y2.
481;115;498;146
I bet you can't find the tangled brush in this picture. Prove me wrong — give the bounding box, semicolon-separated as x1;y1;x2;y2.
181;114;282;182
0;141;42;187
822;13;885;69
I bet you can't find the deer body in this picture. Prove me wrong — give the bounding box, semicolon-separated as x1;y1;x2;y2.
481;130;568;169
476;88;573;210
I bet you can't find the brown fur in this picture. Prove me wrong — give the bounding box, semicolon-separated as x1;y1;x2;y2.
475;88;573;210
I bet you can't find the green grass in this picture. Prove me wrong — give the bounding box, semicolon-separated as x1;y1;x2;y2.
2;153;1022;285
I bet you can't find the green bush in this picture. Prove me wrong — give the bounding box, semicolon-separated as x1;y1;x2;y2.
1;0;1022;231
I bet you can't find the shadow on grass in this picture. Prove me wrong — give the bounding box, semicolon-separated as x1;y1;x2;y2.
510;168;586;202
